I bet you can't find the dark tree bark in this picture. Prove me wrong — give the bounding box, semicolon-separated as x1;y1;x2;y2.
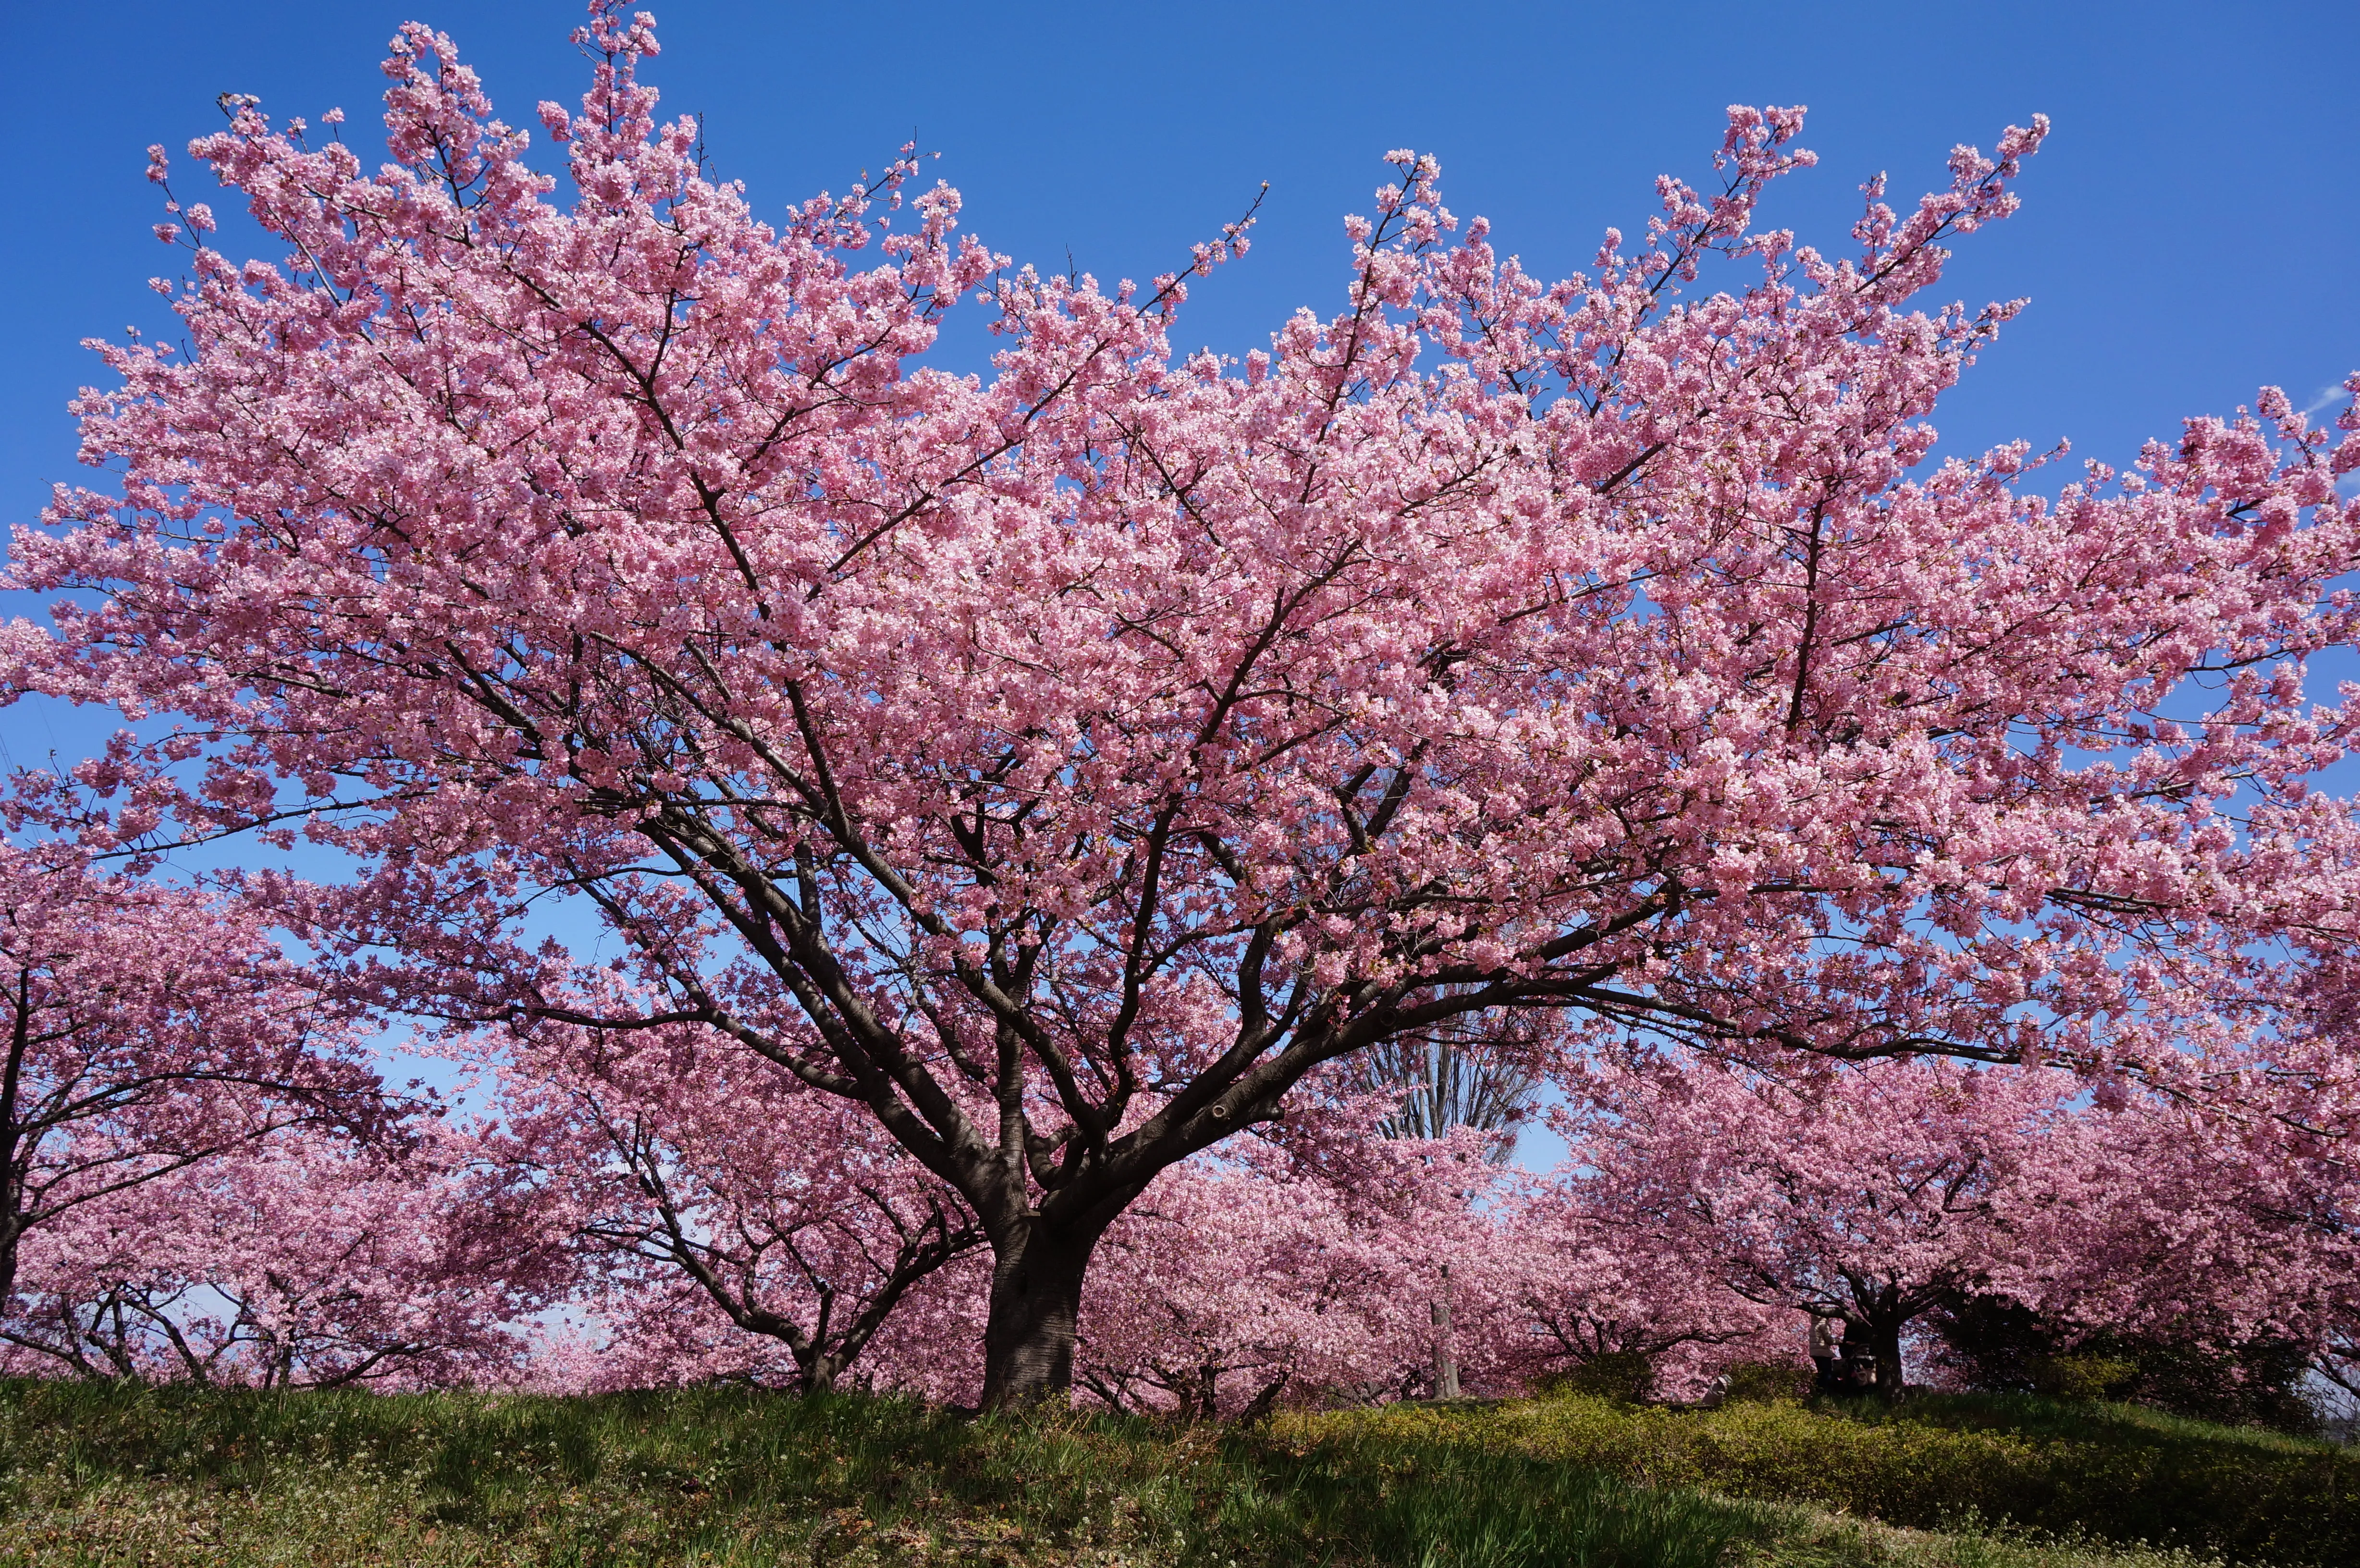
978;1214;1106;1409
1837;1276;1931;1404
1866;1313;1906;1402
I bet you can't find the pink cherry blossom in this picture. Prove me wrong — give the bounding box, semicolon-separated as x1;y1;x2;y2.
1075;1126;1516;1416
4;2;2355;1402
488;1012;983;1394
0;841;386;1304
0;1124;554;1387
1552;1049;2360;1400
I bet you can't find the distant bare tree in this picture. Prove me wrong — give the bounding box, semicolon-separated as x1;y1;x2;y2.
1347;1004;1544;1159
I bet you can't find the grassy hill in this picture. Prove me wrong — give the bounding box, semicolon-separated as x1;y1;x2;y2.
0;1380;2348;1566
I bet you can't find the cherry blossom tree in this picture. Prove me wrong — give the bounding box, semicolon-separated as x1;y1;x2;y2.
0;843;386;1305
0;1124;550;1387
1075;1127;1511;1417
491;1014;983;1394
1077;1162;1365;1419
2255;968;2360;1398
7;2;2356;1402
1919;1087;2360;1414
1557;1054;2104;1399
1557;1039;2360;1406
1498;1179;1789;1392
2031;1064;2360;1374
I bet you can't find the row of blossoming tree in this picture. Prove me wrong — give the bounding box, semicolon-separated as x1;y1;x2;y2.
2;888;2354;1410
0;3;2355;1409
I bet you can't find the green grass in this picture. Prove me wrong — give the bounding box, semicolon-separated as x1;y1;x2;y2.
0;1379;2343;1566
1291;1393;2358;1566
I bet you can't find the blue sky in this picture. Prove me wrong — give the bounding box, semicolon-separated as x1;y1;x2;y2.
4;1;2355;1149
9;0;2354;534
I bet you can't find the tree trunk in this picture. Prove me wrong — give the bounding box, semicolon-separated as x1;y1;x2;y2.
1868;1315;1906;1402
1430;1265;1460;1399
0;1207;19;1305
1236;1372;1290;1425
979;1215;1101;1409
1192;1361;1221;1421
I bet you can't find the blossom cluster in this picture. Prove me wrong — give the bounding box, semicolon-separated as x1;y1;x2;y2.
1;3;2354;1405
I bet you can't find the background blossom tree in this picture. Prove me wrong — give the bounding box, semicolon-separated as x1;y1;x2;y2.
1498;1180;1791;1396
1951;1050;2360;1411
492;1014;983;1395
1553;1050;2360;1403
5;2;2356;1402
0;1124;550;1387
1076;1124;1511;1417
1557;1054;2107;1399
0;843;386;1304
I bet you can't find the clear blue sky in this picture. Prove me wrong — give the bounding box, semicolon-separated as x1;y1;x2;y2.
8;0;2354;525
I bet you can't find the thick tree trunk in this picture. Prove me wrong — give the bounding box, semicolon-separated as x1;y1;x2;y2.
1189;1361;1221;1421
979;1215;1101;1409
1868;1316;1906;1402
